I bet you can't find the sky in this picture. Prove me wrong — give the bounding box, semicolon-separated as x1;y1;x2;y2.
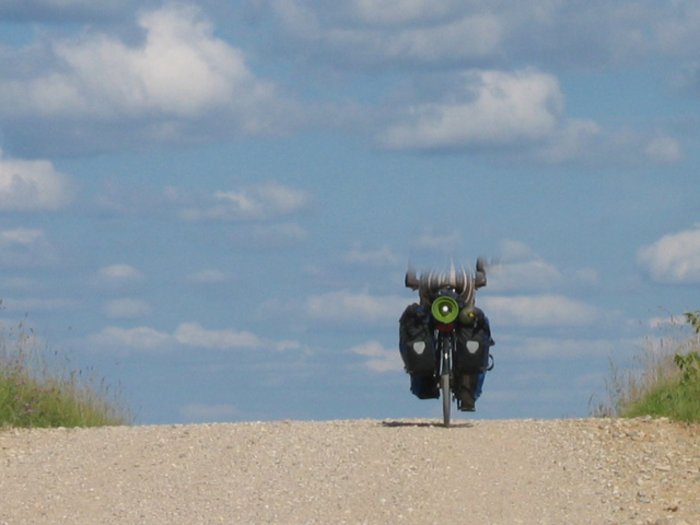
0;0;699;424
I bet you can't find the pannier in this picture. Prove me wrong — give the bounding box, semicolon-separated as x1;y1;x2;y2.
454;323;493;374
398;303;435;375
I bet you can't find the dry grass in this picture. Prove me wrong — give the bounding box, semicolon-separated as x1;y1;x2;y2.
0;320;130;428
593;313;700;422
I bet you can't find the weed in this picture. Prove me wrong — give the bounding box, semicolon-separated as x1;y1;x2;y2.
593;310;700;423
0;321;130;428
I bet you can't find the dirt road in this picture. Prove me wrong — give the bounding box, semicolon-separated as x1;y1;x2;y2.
1;417;698;524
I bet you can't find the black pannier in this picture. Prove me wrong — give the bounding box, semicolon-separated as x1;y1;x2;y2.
454;321;493;374
399;303;435;375
454;308;494;374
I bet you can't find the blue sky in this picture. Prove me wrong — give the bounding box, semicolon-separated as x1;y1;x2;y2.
1;1;699;424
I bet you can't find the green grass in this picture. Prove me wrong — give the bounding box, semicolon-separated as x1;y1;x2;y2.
594;311;700;423
620;375;700;422
0;322;130;428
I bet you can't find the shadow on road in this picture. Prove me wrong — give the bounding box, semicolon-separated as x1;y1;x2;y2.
380;420;474;429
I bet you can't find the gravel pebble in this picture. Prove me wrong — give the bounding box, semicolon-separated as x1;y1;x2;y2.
0;418;698;524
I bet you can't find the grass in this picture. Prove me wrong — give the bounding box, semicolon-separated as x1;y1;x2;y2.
593;311;700;423
0;321;130;428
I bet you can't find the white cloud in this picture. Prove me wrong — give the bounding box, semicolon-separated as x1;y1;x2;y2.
480;294;598;326
537;123;685;167
495;334;642;363
269;1;501;64
174;322;263;350
411;229;462;253
381;69;563;150
488;260;563;292
211;183;309;220
95;264;144;285
0;154;72;211
535;119;602;164
487;240;562;292
182;183;310;221
0;5;270;118
656;3;700;57
88;326;172;351
103;298;152;319
498;239;536;261
0;228;57;267
647;315;683;329
644;136;682;163
349;340;403;373
489;240;601;291
638;226;700;283
265;2;693;70
306;290;408;324
0;228;46;246
351;0;458;26
378;14;502;63
88;321;300;353
0;4;285;148
496;335;617;360
343;244;400;266
3;297;77;312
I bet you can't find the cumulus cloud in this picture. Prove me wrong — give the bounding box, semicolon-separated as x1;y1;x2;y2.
182;183;310;222
306;290;407;325
261;1;687;70
266;0;502;66
88;325;172;351
94;264;144;285
343;244;400;267
0;4;290;153
350;0;458;26
411;229;462;253
0;5;273;119
487;240;601;291
488;240;562;292
488;260;562;292
638;226;700;283
0;153;73;211
174;322;263;350
0;228;57;267
534;119;602;164
3;297;77;312
480;294;598;326
380;69;563;151
656;3;700;57
644;136;682;163
349;340;403;372
495;334;622;360
0;228;48;248
371;14;502;63
88;321;300;353
540;124;684;167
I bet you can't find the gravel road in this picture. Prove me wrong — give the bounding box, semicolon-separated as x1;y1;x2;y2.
1;417;698;524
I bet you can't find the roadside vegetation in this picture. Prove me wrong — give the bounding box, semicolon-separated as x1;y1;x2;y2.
594;311;700;423
0;321;130;428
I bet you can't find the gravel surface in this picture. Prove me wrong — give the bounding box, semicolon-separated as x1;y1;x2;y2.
1;417;698;524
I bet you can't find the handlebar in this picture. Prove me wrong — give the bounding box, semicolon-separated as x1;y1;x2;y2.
405;258;487;304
